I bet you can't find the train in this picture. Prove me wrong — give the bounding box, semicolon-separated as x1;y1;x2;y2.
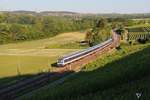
57;31;119;67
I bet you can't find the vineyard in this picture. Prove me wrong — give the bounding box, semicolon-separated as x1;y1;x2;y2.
126;27;150;40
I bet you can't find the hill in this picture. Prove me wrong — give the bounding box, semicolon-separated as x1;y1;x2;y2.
0;13;94;44
0;11;79;16
21;43;150;100
0;32;85;49
1;11;150;18
0;32;86;87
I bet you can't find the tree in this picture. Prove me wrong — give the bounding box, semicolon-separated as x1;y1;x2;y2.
95;18;107;29
86;18;111;46
115;24;125;35
85;30;93;45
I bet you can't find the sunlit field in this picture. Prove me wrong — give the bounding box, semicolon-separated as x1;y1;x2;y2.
0;32;85;79
0;32;85;49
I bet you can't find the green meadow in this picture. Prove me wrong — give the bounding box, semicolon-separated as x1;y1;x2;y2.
0;32;85;85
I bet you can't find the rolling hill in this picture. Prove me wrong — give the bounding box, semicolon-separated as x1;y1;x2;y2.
21;43;150;100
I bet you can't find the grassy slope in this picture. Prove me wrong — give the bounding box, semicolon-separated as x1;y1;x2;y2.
22;43;150;100
0;32;85;49
0;32;85;86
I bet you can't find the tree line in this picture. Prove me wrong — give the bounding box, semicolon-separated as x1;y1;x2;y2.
85;18;126;46
0;12;135;45
0;13;95;44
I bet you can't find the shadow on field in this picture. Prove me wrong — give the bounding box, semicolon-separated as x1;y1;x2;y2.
0;70;74;95
0;74;37;89
0;69;75;100
51;62;58;67
38;45;150;100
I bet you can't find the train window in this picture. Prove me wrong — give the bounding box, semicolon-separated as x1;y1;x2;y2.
58;59;63;63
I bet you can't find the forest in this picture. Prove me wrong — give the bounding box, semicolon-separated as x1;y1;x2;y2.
0;13;95;44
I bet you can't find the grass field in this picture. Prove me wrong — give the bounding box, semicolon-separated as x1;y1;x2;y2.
0;32;85;85
126;24;150;28
132;18;150;20
0;49;79;78
22;43;150;100
0;32;85;49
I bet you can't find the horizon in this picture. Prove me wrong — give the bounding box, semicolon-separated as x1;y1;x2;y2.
0;10;150;14
0;0;150;14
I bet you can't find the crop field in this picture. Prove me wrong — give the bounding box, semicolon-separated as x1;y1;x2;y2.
127;24;150;28
0;32;85;86
22;43;150;100
127;27;150;32
126;26;150;40
132;18;150;20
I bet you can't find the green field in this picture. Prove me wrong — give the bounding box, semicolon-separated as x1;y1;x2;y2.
126;24;150;28
22;43;150;100
132;18;150;21
0;32;85;86
0;50;78;78
0;32;85;49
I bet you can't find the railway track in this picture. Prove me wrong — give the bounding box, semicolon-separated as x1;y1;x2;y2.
0;71;71;100
0;32;120;100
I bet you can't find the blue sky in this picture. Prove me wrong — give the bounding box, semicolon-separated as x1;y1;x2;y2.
0;0;150;13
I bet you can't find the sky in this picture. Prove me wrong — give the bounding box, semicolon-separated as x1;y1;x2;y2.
0;0;150;13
